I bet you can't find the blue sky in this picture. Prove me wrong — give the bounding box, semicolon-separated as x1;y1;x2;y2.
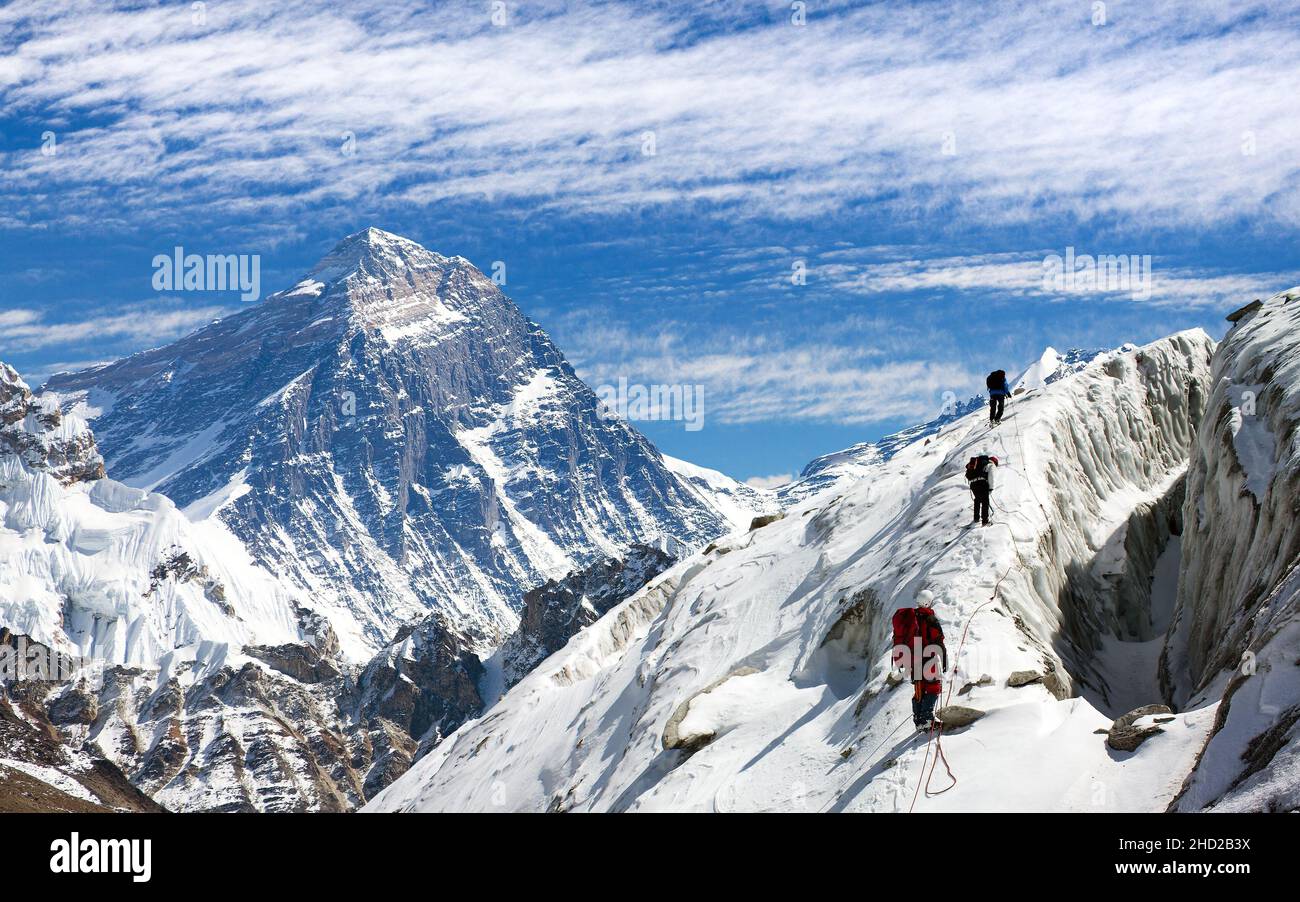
2;0;1299;484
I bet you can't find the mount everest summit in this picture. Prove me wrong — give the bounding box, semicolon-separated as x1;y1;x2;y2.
3;230;1298;814
44;228;763;660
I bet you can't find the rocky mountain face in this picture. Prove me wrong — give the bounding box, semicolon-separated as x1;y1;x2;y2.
0;363;103;485
1;358;693;809
1164;288;1300;811
498;543;676;689
0;375;364;811
1;223;760;811
45;228;744;659
348;614;489;799
345;543;678;797
1;632;162;813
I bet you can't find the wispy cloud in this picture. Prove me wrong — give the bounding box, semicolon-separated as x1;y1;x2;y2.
2;0;1298;235
0;301;229;356
815;250;1300;308
562;317;977;427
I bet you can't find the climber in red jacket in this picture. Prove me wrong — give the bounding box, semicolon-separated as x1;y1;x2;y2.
891;589;949;730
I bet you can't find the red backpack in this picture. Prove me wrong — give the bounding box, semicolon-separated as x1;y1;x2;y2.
891;606;947;679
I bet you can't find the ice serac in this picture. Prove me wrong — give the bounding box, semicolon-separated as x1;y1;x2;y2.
1164;288;1300;812
366;333;1218;814
46;228;743;658
0;368;301;666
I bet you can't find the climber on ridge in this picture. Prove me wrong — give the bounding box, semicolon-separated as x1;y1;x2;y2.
965;451;999;527
891;589;948;731
986;369;1011;425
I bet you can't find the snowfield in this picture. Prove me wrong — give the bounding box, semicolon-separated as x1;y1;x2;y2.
367;330;1223;813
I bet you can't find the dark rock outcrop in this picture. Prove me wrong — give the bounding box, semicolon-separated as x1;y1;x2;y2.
0;362;104;484
500;543;675;687
1107;704;1173;752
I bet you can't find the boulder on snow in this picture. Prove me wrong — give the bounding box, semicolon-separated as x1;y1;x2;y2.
958;674;993;695
1042;668;1070;700
1007;670;1044;688
1107;704;1173;752
662;666;759;752
936;705;985;728
748;512;786;531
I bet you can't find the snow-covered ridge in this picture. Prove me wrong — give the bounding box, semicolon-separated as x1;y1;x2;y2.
661;454;777;532
777;348;1108;508
367;331;1217;813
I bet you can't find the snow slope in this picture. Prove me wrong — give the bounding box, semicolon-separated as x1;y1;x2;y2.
367;332;1216;813
776;348;1105;508
661;454;776;532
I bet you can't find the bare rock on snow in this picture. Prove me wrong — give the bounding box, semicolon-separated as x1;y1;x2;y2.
0;362;104;484
937;705;986;728
1007;670;1044;688
749;512;786;531
958;674;994;695
45;686;99;726
1108;704;1173;752
1042;667;1070;700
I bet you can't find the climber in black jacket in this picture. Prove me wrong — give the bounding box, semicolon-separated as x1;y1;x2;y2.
965;453;999;526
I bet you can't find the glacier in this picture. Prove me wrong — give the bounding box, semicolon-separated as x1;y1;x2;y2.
1165;288;1300;811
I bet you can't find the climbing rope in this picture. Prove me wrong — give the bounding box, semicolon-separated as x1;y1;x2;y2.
907;567;1009;812
908;401;1048;812
816;713;912;813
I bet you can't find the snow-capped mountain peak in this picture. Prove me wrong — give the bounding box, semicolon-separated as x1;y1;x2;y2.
305;227;449;289
1014;346;1110;393
45;230;751;659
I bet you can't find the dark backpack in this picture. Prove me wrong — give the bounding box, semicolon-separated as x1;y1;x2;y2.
965;455;991;482
986;370;1006;392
